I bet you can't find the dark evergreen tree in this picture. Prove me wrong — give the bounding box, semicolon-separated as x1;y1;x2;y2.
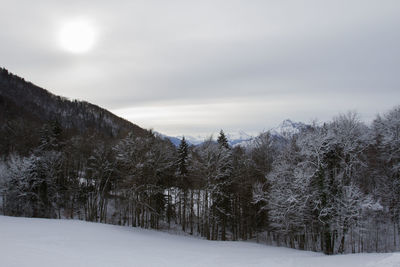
217;130;229;149
177;137;189;177
176;137;191;231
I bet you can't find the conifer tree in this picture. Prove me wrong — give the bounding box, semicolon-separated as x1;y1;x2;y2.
176;137;190;231
177;137;189;177
217;130;229;149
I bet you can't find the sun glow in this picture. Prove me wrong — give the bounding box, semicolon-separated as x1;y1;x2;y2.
59;18;96;54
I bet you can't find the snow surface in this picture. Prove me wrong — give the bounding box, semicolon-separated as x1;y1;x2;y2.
0;215;399;267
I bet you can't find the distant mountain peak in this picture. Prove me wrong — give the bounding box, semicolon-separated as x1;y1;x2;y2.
161;119;309;148
271;119;307;136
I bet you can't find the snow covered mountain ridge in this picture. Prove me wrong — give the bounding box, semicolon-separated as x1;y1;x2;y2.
270;119;309;136
163;119;308;147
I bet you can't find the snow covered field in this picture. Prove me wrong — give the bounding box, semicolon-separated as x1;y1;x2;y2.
0;216;399;267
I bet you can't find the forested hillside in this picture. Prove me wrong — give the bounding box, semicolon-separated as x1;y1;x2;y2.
0;69;399;255
0;67;147;155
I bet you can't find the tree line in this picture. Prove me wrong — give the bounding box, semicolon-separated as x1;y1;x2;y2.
0;106;399;255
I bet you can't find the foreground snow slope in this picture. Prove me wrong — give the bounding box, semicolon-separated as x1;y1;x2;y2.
0;216;399;267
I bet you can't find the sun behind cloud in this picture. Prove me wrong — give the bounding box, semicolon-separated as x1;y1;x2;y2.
58;18;97;54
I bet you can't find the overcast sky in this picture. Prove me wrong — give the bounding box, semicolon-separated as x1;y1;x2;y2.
1;0;399;137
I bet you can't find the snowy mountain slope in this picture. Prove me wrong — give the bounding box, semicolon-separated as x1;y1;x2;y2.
231;120;310;148
162;120;309;148
158;133;202;147
0;216;398;267
163;132;254;148
270;119;309;136
158;133;183;147
226;131;254;146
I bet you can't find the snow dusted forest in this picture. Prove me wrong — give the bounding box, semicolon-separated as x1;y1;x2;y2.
1;69;400;255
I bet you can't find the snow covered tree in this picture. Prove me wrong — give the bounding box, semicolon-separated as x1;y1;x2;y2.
251;131;275;176
2;155;33;216
266;135;309;249
2;152;61;218
371;106;400;243
176;137;191;231
84;143;114;222
191;138;219;239
208;131;234;240
113;132;175;228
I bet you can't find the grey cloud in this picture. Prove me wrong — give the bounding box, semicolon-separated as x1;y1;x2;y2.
1;0;399;135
